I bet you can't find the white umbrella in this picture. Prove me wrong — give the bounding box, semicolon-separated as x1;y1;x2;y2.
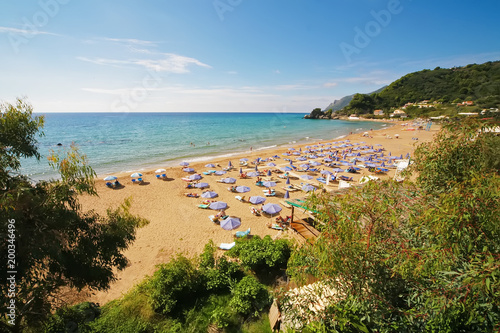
104;175;117;181
130;172;142;178
155;169;166;173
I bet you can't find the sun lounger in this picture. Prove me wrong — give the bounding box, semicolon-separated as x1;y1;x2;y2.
219;242;236;250
339;175;353;181
106;182;113;188
235;195;246;202
267;223;284;230
198;204;210;209
181;177;192;182
156;174;161;179
234;228;251;238
184;193;199;198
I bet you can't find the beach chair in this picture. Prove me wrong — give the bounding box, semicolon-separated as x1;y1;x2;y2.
250;206;261;216
339;175;353;181
234;228;251;238
198;204;210;209
105;182;113;188
235;195;246;202
156;174;161;179
161;173;166;178
209;215;219;223
219;242;236;250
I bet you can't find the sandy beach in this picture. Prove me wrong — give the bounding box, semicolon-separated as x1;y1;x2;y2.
74;120;439;305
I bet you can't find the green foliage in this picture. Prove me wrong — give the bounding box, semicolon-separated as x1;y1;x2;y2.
411;118;500;194
147;255;203;315
43;302;100;333
229;276;271;316
228;235;291;273
344;93;375;114
0;98;44;186
286;120;500;331
0;100;148;332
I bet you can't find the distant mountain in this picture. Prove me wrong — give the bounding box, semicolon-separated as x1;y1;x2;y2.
324;86;386;112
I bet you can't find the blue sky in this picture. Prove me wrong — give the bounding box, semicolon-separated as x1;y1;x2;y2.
1;0;499;113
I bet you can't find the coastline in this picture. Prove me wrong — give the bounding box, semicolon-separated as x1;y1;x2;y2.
72;119;439;306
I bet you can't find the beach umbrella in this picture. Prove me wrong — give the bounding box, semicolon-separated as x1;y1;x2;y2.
310;161;322;166
299;164;310;169
288;147;295;151
155;169;166;174
302;184;316;192
239;167;243;174
249;196;266;204
331;168;344;172
267;162;276;167
281;166;292;172
282;152;290;156
301;175;314;180
267;169;272;176
220;217;241;231
255;165;259;171
104;175;117;181
228;161;232;167
209;201;227;210
235;186;251;193
222;177;236;184
201;191;218;198
286;177;290;185
292;152;301;156
189;174;202;180
214;170;226;175
262;203;282;215
247;171;259;177
297;157;307;161
205;163;216;168
263;181;276;188
240;158;248;162
284;190;290;199
195;182;209;188
183;167;195;172
130;172;142;178
321;170;333;175
180;162;189;166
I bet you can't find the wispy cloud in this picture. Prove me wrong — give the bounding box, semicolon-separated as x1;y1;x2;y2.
0;26;59;36
323;82;338;88
77;53;211;73
102;37;159;47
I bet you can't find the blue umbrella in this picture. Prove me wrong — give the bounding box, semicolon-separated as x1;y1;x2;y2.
228;161;233;167
214;170;227;175
267;169;272;176
286;177;290;184
220;217;241;230
222;177;236;184
195;182;209;188
255;165;259;171
262;203;282;215
267;162;276;167
235;186;251;193
302;184;316;192
299;164;310;169
284;190;290;199
249;196;266;204
240;158;249;162
189;174;202;180
263;181;276;188
104;175;117;181
205;163;216;168
320;170;333;175
210;201;227;210
331;168;344;172
281;166;292;172
201;191;218;198
247;171;259;177
180;162;189;166
301;175;314;180
183;167;195;172
310;161;322;166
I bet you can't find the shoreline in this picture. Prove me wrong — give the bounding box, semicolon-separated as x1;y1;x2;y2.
71;119;439;306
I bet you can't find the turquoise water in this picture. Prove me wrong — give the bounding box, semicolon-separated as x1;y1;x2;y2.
22;112;389;180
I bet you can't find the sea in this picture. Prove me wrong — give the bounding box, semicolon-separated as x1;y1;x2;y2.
21;112;390;181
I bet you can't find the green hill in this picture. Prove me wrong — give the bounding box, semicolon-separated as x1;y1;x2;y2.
324;86;386;112
306;60;500;119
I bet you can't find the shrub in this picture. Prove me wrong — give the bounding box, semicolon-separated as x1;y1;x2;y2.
228;235;290;272
229;276;271;316
147;255;203;315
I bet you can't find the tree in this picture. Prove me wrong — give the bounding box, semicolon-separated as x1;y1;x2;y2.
0;99;148;332
286;119;500;331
